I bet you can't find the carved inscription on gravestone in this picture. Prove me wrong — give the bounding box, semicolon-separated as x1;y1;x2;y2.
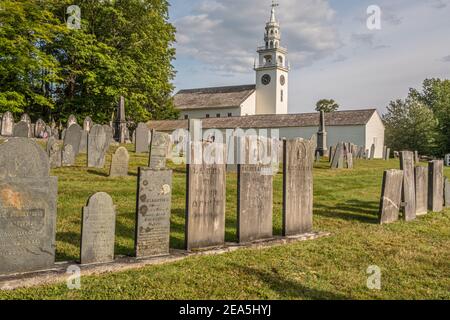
109;147;129;177
379;169;404;224
149;131;170;170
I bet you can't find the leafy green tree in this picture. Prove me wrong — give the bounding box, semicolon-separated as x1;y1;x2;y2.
383;98;439;156
315;99;339;113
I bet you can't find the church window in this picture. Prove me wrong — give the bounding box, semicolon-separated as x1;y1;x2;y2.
216;113;221;118
206;114;210;118
281;90;284;102
278;56;283;65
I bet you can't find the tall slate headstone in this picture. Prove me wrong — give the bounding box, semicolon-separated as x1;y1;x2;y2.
88;125;110;168
186;141;226;250
80;192;116;265
13;121;30;138
135;168;172;258
109;147;129;177
64;123;82;156
415;166;428;216
135;123;151;153
1;111;14;136
149;130;170;170
283;138;314;236
0;138;57;275
379;169;403;224
400;151;416;221
237;136;273;243
428;160;444;212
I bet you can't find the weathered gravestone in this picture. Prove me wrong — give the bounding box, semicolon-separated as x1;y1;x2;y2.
88;125;110;168
35;119;46;138
328;146;334;163
109;147;129;177
283;138;314;236
0;138;57;275
64;123;82;156
62;144;75;166
385;148;391;160
46;136;56;155
80;192;116;265
331;142;344;169
67;114;77;127
1;111;14;136
20;113;31;125
415;166;428;216
346;151;354;169
135;168;172;258
103;125;114;144
83;116;93;132
400;151;416;221
414;151;419;164
49;141;62;169
379;169;403;224
13;121;30;138
428;160;444;212
149;130;170;170
445;178;450;208
237;136;273;243
186;141;226;250
135;123;151;153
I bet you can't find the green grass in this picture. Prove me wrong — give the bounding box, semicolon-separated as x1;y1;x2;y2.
1;143;449;300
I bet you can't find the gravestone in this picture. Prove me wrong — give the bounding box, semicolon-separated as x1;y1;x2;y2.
79;130;88;153
20;113;31;125
328;146;334;163
46;136;56;155
385;148;391;160
237;136;273;243
445;154;450;167
347;151;354;169
379;169;403;224
186;142;227;250
103;125;114;144
400;151;416;221
13;121;30;138
49;141;62;169
415;166;428;216
1;111;14;136
428;160;444;212
35;119;46;138
88;125;110;168
331;142;344;169
135;123;151;153
67;114;77;127
80;192;116;265
414;151;419;164
315;151;321;163
283;138;314;236
62;144;75;166
383;146;387;160
445;178;450;208
149;131;171;170
135;168;172;258
83;116;93;132
109;147;129;177
0;138;57;275
64;123;82;156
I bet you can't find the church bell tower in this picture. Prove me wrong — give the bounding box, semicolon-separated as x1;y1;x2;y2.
255;1;289;115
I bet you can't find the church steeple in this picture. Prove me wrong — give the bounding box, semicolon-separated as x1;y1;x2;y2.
264;1;281;49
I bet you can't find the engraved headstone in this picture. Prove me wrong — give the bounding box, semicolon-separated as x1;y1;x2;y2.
428;160;444;212
186;142;226;250
379;169;403;224
415;166;428;216
135;168;172;258
49;141;62;169
135;123;151;153
283;138;314;236
88;125;110;168
0;138;57;275
64;123;82;156
400;151;416;221
149;130;170;170
80;192;116;265
20;113;31;125
1;111;14;136
67;114;77;127
62;144;75;166
35;119;46;138
13;121;30;138
237;136;273;243
83;116;93;132
109;147;129;177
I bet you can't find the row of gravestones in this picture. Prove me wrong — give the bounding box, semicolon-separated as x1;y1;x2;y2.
379;151;449;224
328;142;361;169
0;133;315;275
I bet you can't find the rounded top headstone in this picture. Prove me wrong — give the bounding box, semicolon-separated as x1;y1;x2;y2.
0;138;50;178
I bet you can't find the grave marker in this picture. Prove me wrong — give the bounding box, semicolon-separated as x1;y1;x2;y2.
64;124;82;156
400;151;416;221
88;125;110;168
149;130;170;170
1;111;14;136
428;160;444;212
13;121;30;138
109;147;129;177
135;123;151;153
415;166;428;216
379;169;403;224
62;144;75;166
444;178;450;208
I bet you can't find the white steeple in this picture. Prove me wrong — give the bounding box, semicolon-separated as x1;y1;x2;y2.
270;0;278;23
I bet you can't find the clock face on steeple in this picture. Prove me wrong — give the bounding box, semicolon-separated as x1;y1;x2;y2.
262;74;271;85
280;75;285;86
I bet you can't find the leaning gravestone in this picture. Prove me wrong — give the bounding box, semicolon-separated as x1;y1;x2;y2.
445;178;450;208
0;138;57;275
237;136;273;243
1;111;14;136
62;144;75;166
49;141;62;169
400;151;416;221
428;160;444;212
88;125;110;168
13;121;30;138
379;169;403;224
331;142;344;169
109;147;129;177
80;192;116;265
415;166;428;216
135;167;172;258
135;122;151;153
64;123;82;156
283;138;314;236
186;141;226;250
149;131;170;170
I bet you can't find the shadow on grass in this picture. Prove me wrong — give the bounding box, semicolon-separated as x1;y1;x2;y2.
87;170;109;177
233;264;348;300
56;231;80;261
315;199;380;224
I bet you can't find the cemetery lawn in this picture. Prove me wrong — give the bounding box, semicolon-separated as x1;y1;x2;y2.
1;143;449;300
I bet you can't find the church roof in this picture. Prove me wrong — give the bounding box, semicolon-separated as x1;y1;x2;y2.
173;85;256;111
147;109;379;131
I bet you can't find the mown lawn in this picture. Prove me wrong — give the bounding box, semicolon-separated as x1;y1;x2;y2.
0;143;449;300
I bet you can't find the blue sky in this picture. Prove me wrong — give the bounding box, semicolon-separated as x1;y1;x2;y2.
169;0;450;114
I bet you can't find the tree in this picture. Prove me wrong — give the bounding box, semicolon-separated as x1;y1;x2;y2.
383;98;439;156
315;99;339;113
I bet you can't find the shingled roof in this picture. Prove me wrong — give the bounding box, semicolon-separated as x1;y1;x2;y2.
173;84;256;111
147;109;379;131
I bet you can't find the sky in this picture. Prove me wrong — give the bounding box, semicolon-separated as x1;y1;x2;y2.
169;0;450;114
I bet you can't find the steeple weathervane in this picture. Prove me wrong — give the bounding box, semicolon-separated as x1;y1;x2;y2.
270;0;279;23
